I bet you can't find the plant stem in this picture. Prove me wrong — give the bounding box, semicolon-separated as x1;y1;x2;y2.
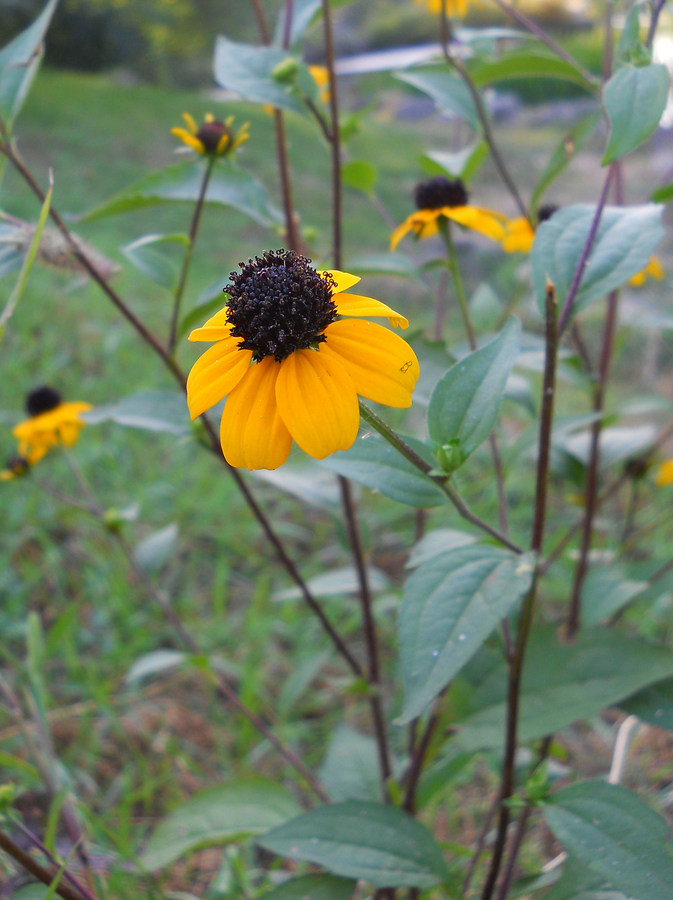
488;0;599;87
403;712;439;812
439;1;528;221
168;155;216;351
439;219;509;535
359;403;523;553
0;828;90;900
557;165;615;333
480;283;558;900
338;476;392;798
322;0;343;269
16;824;99;900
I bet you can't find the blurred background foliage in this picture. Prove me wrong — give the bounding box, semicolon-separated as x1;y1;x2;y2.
0;0;601;90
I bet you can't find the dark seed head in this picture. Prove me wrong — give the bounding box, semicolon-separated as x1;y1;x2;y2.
537;204;559;224
26;386;62;417
197;120;232;154
414;176;468;211
225;250;338;362
5;456;29;476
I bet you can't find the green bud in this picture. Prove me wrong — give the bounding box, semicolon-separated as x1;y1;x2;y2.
433;440;467;476
272;57;300;83
103;508;124;532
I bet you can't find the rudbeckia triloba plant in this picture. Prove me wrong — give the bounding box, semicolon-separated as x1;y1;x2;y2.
5;1;673;899
171;112;250;156
390;176;507;250
11;386;92;466
187;250;419;470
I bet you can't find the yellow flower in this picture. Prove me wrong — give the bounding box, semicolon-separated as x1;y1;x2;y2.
12;386;92;466
171;112;250;156
416;0;470;16
655;459;673;487
187;250;419;471
309;65;331;104
629;256;664;288
390;177;506;251
0;456;29;482
501;217;535;253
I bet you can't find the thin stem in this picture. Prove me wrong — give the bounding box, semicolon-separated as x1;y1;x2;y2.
480;284;558;900
338;477;392;796
439;2;528;221
0;829;90;900
16;823;98;900
359;402;522;553
403;712;439;813
322;0;343;268
646;0;667;49
169;156;216;351
488;0;599;87
282;0;294;48
250;0;271;42
273;110;302;252
557;165;615;333
0;140;184;386
439;219;509;535
462;791;501;895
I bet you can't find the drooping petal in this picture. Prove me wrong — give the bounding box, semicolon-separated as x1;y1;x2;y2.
321;319;419;408
276;349;359;459
501;217;535;254
219;358;292;470
319;269;361;292
333;293;409;329
442;205;507;241
186;338;252;419
171;128;205;154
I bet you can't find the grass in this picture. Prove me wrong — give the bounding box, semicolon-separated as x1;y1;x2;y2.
3;64;673;898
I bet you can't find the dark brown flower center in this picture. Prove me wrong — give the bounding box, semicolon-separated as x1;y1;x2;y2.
414;176;468;210
26;386;61;416
537;204;559;224
225;250;338;362
197;120;232;153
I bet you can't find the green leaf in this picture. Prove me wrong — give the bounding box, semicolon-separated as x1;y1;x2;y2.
342;160;377;194
427;317;521;461
620;678;673;733
121;233;189;291
83;391;189;436
543;852;628;900
125;650;187;685
320;433;447;508
347;253;418;279
178;281;228;339
273;565;389;601
455;627;673;750
530;114;599;214
563;424;657;468
0;176;52;341
545;781;673;900
0;0;59;130
581;565;647;627
139;780;302;870
320;726;382;802
532;204;664;321
261;875;357;900
135;524;179;575
258;801;449;889
397;545;535;724
407;528;477;568
616;4;647;66
213;35;310;116
395;68;481;132
421;141;489;182
79;159;280;226
602;64;668;164
470;50;596;93
273;0;322;47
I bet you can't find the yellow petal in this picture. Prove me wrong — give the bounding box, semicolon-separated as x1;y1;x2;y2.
321;319;419;408
442;206;507;241
215;134;230;155
501;217;535;254
187;337;252;419
655;459;673;487
181;112;198;134
276;349;359;459
204;112;214;123
171;129;205;154
390;210;441;250
188;308;232;342
334;293;409;329
319;269;361;292
219;358;292;470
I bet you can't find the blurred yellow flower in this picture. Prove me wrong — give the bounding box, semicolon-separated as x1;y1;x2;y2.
11;386;92;466
187;250;419;471
500;217;535;254
309;65;330;104
0;456;29;482
391;177;506;250
416;0;470;16
629;256;664;288
171;112;249;156
655;459;673;487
